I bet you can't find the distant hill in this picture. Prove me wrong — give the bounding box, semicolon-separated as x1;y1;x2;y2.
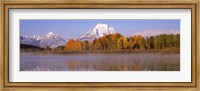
20;44;44;52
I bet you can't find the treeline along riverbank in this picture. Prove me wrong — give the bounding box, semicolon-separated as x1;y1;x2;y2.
21;33;180;54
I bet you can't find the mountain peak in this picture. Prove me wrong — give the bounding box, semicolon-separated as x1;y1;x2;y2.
80;23;116;41
46;31;59;38
47;31;55;35
95;23;108;28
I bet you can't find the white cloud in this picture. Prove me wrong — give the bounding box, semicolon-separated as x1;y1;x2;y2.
131;30;180;37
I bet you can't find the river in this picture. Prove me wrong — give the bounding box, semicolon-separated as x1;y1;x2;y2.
20;53;180;71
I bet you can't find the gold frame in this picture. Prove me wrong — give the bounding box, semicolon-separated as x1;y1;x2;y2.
0;0;199;91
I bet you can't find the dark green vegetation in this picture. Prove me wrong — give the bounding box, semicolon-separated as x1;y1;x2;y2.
20;44;44;52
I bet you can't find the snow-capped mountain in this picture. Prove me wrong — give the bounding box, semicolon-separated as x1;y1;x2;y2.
20;36;41;47
39;32;66;48
80;23;116;41
32;35;43;40
20;32;66;48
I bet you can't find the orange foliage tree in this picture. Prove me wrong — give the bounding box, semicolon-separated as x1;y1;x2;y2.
65;39;76;51
64;33;180;52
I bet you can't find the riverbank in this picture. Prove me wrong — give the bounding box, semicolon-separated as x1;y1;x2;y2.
21;48;180;55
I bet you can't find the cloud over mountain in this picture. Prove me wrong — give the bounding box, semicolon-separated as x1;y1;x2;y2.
132;30;180;37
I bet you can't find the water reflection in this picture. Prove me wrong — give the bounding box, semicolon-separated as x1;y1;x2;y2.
20;53;180;71
65;59;179;71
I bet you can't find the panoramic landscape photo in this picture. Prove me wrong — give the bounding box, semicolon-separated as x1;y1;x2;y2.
20;19;180;71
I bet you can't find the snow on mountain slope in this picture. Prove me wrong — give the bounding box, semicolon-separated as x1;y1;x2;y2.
32;35;43;40
80;23;116;41
20;36;40;47
39;32;66;48
20;32;66;48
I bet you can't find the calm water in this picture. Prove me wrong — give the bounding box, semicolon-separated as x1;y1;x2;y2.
20;53;180;71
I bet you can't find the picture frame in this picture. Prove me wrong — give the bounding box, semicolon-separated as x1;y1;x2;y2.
0;0;199;91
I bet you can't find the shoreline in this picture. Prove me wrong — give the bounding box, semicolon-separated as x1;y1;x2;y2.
21;48;180;55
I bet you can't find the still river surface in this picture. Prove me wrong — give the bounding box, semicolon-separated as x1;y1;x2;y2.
20;53;180;71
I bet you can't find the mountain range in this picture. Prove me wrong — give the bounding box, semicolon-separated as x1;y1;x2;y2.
20;32;66;48
20;23;117;48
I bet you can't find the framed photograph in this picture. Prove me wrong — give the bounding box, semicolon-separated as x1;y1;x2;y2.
1;0;199;91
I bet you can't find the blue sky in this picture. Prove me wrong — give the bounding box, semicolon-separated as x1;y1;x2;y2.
20;19;180;40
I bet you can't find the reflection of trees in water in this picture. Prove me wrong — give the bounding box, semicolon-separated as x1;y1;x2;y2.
65;59;180;71
20;59;180;71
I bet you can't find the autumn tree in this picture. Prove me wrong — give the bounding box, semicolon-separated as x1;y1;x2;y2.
75;40;82;51
140;37;146;49
91;38;98;51
122;38;128;49
65;39;76;51
133;35;142;49
64;33;180;52
127;37;134;49
82;40;90;51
